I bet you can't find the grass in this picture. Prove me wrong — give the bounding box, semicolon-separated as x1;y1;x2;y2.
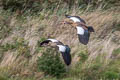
78;51;88;62
0;1;120;80
0;37;30;58
112;48;120;58
37;48;66;78
0;73;36;80
0;10;12;39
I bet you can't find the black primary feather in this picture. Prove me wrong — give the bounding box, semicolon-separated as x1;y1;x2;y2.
40;40;51;46
65;14;71;18
78;30;90;45
61;45;71;66
65;14;86;24
40;39;72;66
88;26;94;32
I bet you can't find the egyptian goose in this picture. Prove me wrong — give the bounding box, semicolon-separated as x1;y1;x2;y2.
40;39;71;66
62;19;94;45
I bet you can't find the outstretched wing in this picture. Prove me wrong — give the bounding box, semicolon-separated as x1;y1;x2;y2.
87;26;95;32
57;45;71;66
76;26;90;45
61;45;71;66
65;15;72;18
73;16;86;24
40;40;51;46
47;39;59;42
65;15;86;24
40;39;71;66
40;39;59;46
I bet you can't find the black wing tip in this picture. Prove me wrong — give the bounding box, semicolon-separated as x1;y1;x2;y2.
65;14;70;18
82;42;88;45
39;40;50;47
79;40;88;45
65;14;69;16
39;42;45;47
78;34;89;45
61;51;71;66
88;26;95;32
66;62;71;66
78;38;89;45
40;43;43;46
65;58;71;66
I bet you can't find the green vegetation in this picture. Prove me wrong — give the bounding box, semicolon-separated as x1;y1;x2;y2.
102;71;119;80
78;51;88;62
0;73;36;80
1;0;120;15
113;48;120;54
0;0;120;80
0;37;30;58
37;48;66;78
101;61;120;80
0;73;7;80
0;11;12;39
112;48;120;58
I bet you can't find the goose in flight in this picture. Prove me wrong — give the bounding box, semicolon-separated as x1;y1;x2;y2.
62;19;94;45
40;39;71;66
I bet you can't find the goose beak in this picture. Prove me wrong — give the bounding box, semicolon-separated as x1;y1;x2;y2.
61;19;71;24
59;21;63;24
62;21;66;24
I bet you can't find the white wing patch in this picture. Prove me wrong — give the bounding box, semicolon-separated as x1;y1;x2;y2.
57;45;66;52
70;17;80;22
48;39;59;42
76;26;84;35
